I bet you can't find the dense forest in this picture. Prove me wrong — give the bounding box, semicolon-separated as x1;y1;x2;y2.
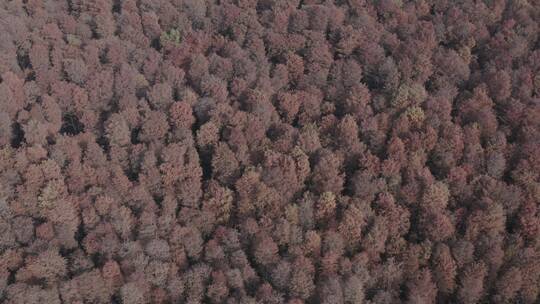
0;0;539;303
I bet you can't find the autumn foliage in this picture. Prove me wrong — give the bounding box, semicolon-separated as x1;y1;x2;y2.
1;0;539;303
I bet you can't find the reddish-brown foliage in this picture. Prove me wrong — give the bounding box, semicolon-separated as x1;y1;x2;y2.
0;1;539;303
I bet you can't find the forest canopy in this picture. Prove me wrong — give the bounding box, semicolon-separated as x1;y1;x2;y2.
0;0;539;303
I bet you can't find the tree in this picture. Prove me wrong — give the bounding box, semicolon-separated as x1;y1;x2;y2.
253;233;279;266
169;101;195;130
63;58;88;85
18;249;67;283
457;262;487;304
289;257;315;300
406;268;437;304
148;83;173;110
493;267;522;303
431;243;456;295
105;113;130;147
310;149;344;195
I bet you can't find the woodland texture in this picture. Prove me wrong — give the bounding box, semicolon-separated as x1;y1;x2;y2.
0;0;539;303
